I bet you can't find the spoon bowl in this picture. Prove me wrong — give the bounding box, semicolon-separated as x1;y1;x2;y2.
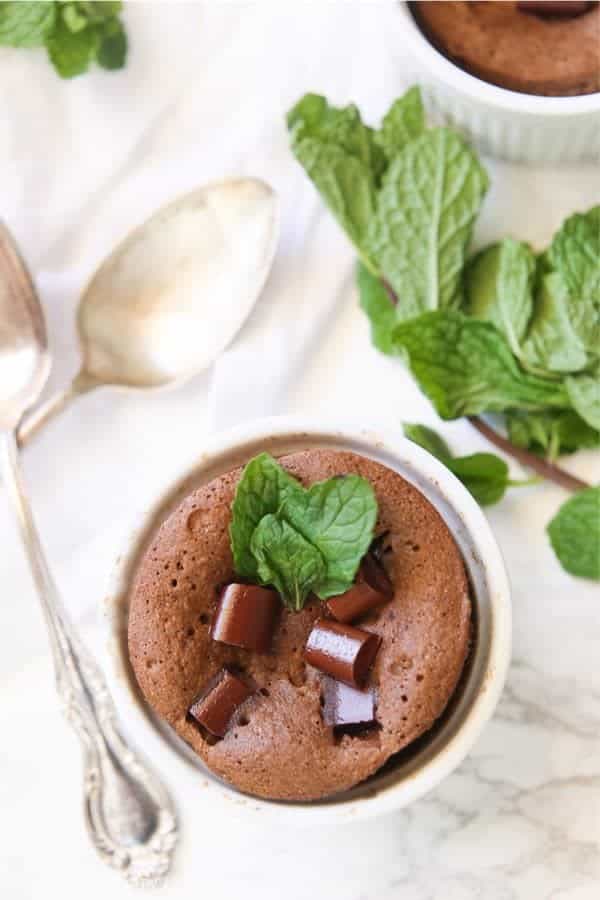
18;177;279;442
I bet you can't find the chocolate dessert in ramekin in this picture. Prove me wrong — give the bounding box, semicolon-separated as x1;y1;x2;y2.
128;449;471;801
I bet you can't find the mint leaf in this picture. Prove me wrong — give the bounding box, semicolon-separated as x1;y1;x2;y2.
403;422;511;506
287;94;384;176
565;366;600;430
506;409;600;459
465;239;536;358
445;454;511;506
0;1;55;46
522;271;588;375
547;487;600;580
393;310;569;419
374;86;425;160
280;475;378;598
230;454;378;608
62;3;88;33
403;423;452;459
76;2;123;22
45;14;98;77
229;453;303;579
357;262;403;356
365;128;489;319
96;18;126;69
549;206;600;303
287;95;382;265
250;515;326;611
291;140;377;262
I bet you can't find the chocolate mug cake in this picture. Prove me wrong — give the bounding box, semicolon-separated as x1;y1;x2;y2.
127;449;472;801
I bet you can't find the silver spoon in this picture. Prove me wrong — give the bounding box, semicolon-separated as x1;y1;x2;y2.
18;177;279;445
0;222;178;885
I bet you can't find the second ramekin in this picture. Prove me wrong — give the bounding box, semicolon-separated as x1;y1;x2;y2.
397;3;600;165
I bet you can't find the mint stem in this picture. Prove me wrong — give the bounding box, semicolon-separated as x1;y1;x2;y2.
380;276;590;494
468;416;590;494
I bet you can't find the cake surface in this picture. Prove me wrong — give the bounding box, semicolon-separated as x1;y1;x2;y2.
412;1;600;97
128;449;471;801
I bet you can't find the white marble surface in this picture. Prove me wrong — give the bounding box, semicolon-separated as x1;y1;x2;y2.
0;3;599;898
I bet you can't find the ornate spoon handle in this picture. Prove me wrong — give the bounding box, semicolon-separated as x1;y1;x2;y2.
1;431;177;885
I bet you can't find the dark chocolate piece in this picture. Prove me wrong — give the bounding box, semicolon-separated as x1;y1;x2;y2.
188;668;253;737
304;618;381;688
211;583;279;652
517;1;594;16
369;530;391;564
326;554;393;623
321;675;376;727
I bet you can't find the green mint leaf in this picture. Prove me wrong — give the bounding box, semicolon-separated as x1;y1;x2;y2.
357;262;404;356
374;86;425;160
45;15;97;77
287;94;382;265
403;422;510;505
74;1;122;22
61;3;88;33
0;1;55;47
365;128;489;319
96;18;126;69
565;366;600;430
544;213;600;360
403;423;452;460
290;139;377;261
280;475;378;599
446;454;510;506
229;453;303;580
465;239;536;358
522;271;588;375
287;94;384;175
506;409;600;459
250;515;326;611
393;310;569;419
549;206;600;303
547;487;600;580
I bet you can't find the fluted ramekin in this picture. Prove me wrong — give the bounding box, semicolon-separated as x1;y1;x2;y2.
397;3;600;165
106;417;511;824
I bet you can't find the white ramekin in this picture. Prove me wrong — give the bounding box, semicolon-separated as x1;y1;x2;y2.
106;417;511;825
397;3;600;165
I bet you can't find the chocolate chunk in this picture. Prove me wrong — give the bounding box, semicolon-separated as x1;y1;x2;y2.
517;1;594;17
326;554;393;624
211;583;279;652
304;619;381;688
321;675;376;727
369;530;391;564
188;668;253;738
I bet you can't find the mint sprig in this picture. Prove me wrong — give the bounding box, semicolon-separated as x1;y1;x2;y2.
230;454;378;610
0;1;127;77
287;86;600;580
404;423;532;507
